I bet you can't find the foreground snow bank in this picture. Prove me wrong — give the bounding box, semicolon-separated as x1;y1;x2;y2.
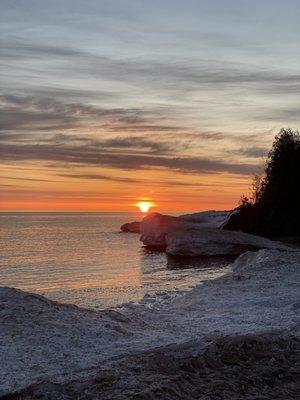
0;288;143;396
1;249;299;396
14;332;299;400
166;227;293;256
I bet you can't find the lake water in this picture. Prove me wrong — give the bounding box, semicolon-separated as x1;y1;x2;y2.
0;212;231;309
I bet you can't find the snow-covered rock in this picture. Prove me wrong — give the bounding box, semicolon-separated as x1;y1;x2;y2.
232;248;300;280
0;287;138;396
140;213;180;248
120;221;140;233
166;227;293;256
180;210;230;227
140;211;230;248
1;249;299;396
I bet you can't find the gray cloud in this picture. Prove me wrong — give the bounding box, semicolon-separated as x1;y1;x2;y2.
196;132;226;140
0;94;188;156
0;140;259;176
106;124;182;133
254;107;300;122
59;172;216;187
0;41;87;60
0;94;150;132
58;55;300;101
98;136;174;154
239;147;268;158
59;173;138;184
1;37;299;138
40;133;177;155
0;92;271;178
1;175;60;183
2;39;299;96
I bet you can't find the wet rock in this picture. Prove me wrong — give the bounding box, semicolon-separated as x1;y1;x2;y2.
120;221;140;233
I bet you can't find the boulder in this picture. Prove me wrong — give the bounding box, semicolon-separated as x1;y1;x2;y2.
140;211;230;249
120;221;140;233
140;213;180;248
165;227;293;257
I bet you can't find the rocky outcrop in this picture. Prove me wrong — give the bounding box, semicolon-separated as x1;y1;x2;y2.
140;211;230;248
133;209;294;256
120;221;140;233
140;213;181;248
166;227;293;257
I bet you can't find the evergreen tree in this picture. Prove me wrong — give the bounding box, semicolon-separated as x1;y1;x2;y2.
224;129;300;237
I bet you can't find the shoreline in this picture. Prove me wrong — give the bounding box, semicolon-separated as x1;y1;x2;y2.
1;249;299;398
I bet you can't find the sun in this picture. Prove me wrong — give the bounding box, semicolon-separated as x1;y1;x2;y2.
137;201;152;213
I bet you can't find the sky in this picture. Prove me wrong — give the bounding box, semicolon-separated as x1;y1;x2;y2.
0;0;299;212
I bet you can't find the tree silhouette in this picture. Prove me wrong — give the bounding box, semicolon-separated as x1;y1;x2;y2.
224;129;300;237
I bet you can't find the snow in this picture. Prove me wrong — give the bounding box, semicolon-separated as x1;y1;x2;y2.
180;210;230;227
166;227;293;256
140;210;230;248
0;249;299;396
139;210;293;256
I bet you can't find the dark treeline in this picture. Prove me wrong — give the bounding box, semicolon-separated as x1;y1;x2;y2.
224;128;300;238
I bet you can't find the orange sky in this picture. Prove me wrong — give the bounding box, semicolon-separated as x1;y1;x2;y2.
1;2;299;212
1;159;254;212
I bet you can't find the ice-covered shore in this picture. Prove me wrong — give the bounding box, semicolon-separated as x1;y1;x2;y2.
139;211;293;257
1;249;299;398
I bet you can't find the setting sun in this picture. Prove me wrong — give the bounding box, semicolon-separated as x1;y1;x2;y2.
137;202;152;213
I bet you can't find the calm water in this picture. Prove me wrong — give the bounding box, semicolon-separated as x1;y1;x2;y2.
0;212;231;309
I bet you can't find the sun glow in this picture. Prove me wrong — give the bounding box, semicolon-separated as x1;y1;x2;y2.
137;201;152;213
